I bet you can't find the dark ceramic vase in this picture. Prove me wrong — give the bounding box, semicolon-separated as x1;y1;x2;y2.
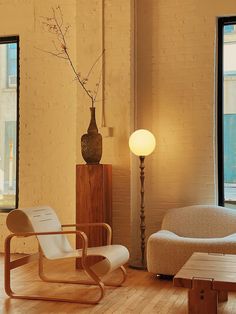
81;107;102;164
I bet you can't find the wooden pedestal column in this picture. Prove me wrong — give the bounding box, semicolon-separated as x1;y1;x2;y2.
76;164;112;267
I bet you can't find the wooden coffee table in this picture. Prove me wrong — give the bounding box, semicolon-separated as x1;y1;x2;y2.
173;252;236;314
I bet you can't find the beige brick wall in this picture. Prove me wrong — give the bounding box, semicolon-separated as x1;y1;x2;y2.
75;0;132;249
1;0;236;264
0;0;77;253
131;0;236;261
0;0;132;253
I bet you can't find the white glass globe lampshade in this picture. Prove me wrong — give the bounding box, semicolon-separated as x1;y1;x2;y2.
129;129;156;156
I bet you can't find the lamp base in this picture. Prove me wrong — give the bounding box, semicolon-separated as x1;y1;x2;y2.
129;260;147;270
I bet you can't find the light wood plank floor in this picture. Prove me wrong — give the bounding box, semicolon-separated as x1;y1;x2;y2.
1;254;236;314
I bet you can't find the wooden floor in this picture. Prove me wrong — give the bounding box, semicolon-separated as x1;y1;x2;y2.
1;254;236;314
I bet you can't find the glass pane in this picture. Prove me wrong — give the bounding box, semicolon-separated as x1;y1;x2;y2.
7;43;17;80
0;41;18;210
223;24;236;207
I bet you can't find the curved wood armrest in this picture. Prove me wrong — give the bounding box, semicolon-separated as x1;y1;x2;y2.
5;230;88;257
61;223;112;245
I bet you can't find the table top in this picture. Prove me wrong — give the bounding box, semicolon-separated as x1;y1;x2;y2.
173;252;236;291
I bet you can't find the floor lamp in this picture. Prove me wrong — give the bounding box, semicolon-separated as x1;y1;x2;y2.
129;129;156;270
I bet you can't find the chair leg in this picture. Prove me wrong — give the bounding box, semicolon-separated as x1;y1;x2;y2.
4;236;14;297
5;239;104;304
103;266;127;287
39;248;105;303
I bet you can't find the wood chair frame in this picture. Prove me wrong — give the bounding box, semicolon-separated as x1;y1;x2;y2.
5;222;127;304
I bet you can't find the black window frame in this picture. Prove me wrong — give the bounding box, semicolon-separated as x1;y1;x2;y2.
0;36;19;212
217;17;236;206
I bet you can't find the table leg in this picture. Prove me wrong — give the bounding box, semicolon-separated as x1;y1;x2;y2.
188;278;217;314
218;290;228;302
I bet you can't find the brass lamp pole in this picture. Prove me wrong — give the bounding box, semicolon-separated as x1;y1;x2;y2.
129;129;156;270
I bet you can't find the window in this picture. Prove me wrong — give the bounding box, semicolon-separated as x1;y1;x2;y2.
218;17;236;207
0;36;19;211
7;43;17;88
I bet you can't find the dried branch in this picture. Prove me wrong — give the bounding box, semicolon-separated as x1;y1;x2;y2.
93;65;103;103
40;6;104;108
86;49;105;80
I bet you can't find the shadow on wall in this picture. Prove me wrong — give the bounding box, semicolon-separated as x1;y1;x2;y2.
130;0;154;265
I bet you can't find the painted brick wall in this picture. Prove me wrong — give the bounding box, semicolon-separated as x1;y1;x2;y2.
0;0;78;253
132;0;236;261
76;0;132;249
2;0;235;263
0;0;132;253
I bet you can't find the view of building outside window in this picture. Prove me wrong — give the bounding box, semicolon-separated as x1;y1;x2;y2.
0;41;17;210
224;24;236;205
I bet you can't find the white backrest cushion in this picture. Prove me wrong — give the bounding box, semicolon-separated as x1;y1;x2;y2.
7;206;73;259
161;205;236;238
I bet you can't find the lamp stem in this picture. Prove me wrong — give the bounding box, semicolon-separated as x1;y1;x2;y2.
139;155;146;267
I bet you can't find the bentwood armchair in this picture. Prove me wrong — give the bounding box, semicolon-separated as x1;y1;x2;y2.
5;206;129;304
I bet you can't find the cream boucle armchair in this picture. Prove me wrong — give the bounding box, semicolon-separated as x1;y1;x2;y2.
147;205;236;276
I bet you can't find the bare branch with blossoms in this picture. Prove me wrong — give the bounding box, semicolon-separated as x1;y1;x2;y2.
40;6;104;107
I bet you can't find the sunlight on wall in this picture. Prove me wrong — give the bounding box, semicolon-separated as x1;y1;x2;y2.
0;0;132;253
2;0;236;262
131;0;236;260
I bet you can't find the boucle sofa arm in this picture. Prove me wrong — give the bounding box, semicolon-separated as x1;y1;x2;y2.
147;230;236;275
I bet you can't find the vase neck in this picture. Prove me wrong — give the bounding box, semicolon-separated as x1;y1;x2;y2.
87;107;98;133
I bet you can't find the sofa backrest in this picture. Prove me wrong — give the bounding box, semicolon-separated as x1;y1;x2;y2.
161;205;236;238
